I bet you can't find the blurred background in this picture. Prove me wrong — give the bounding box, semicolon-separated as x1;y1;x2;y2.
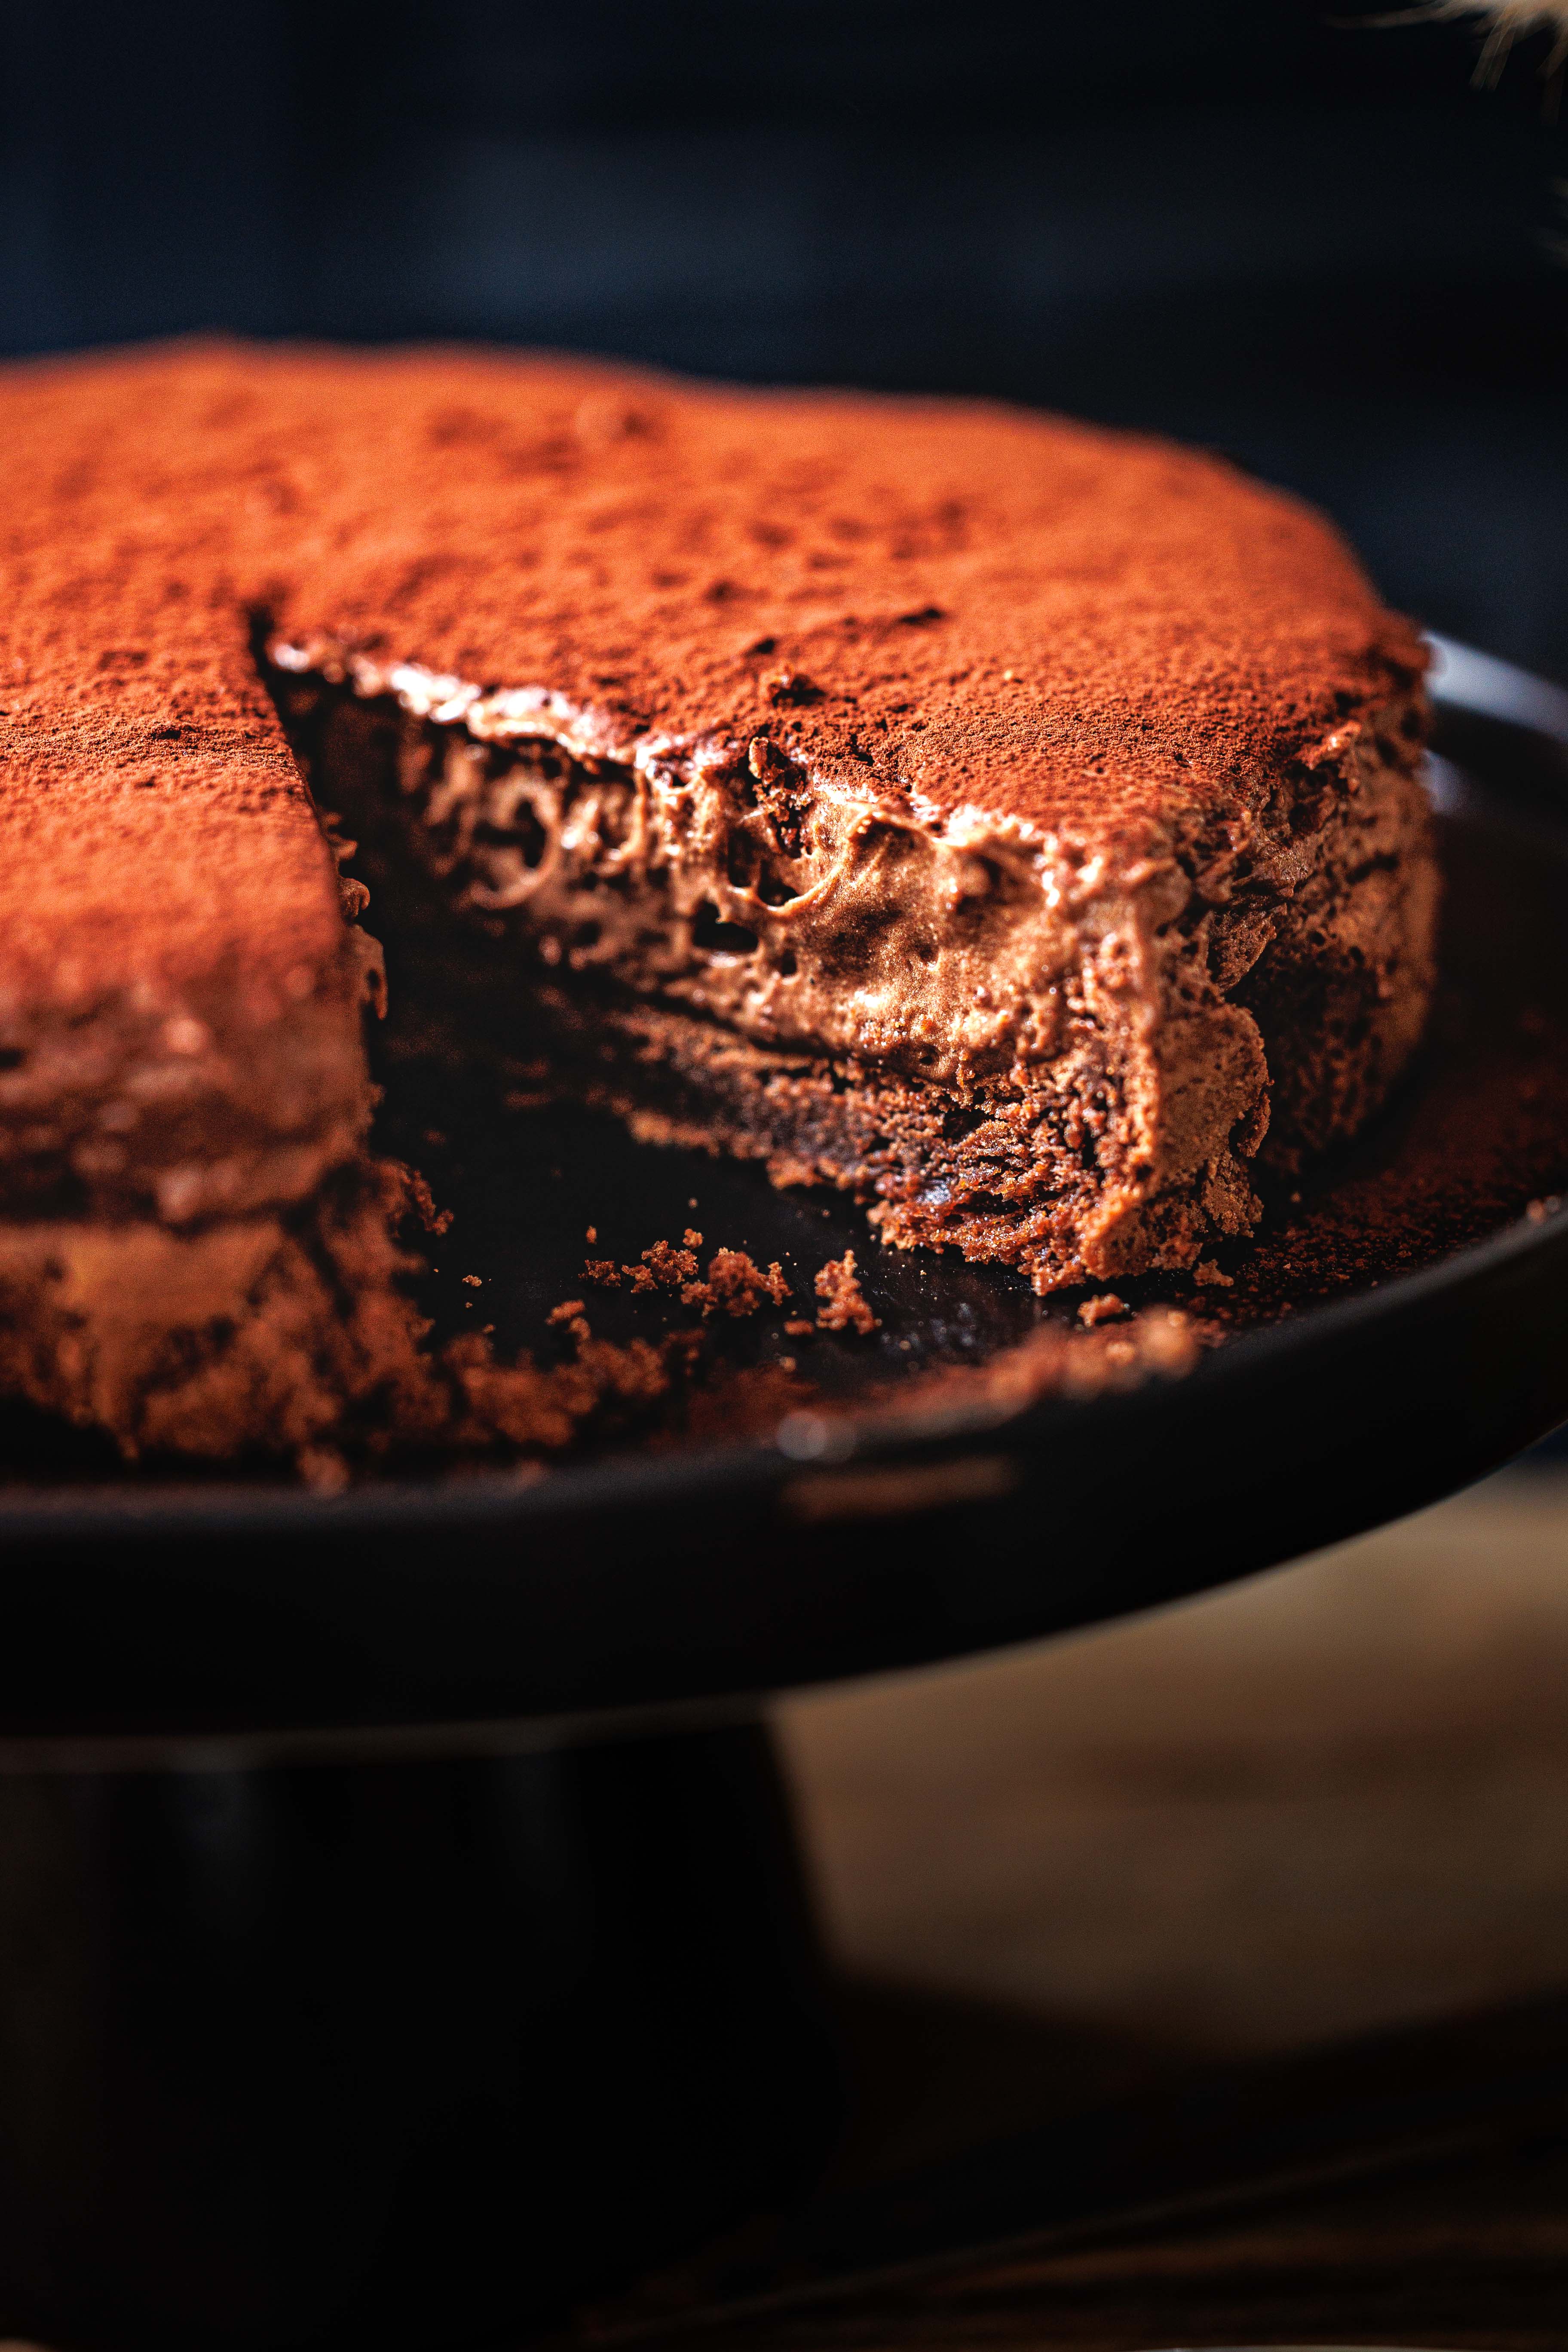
4;0;1568;681
7;7;1568;2318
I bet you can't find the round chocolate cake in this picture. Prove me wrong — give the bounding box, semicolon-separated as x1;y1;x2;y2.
0;341;1437;1462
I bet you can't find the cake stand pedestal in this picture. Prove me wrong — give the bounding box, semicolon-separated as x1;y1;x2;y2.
0;1723;839;2352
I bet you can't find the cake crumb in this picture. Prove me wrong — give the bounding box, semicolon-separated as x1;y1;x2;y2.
625;1237;701;1293
547;1299;586;1326
398;1164;453;1238
1078;1292;1127;1327
1192;1259;1233;1289
681;1248;791;1319
297;1444;351;1494
784;1319;815;1338
1527;1195;1562;1224
815;1251;879;1334
439;1320;700;1457
585;1225;597;1243
462;1273;483;1287
586;1230;790;1318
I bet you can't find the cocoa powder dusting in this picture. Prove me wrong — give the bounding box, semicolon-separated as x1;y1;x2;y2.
0;339;1417;876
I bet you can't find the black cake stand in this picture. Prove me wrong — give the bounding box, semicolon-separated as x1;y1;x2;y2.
1;640;1567;2352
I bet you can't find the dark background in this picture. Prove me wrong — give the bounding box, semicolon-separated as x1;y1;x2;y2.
3;0;1567;679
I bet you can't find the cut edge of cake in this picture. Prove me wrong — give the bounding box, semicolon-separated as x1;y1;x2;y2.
262;630;1436;1298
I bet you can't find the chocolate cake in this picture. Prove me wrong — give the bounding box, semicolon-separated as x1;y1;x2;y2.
0;341;1438;1460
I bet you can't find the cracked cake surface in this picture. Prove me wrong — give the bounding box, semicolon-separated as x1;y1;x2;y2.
0;338;1438;1458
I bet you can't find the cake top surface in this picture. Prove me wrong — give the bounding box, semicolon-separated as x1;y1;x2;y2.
2;339;1423;869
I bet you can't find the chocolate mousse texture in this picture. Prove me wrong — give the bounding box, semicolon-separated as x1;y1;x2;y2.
0;340;1438;1460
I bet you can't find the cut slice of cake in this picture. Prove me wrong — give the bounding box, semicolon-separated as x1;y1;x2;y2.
0;343;1438;1460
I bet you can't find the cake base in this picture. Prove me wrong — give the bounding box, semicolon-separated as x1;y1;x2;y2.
519;985;1263;1293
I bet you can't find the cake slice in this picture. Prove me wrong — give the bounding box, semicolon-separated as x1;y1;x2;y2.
0;342;1437;1459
